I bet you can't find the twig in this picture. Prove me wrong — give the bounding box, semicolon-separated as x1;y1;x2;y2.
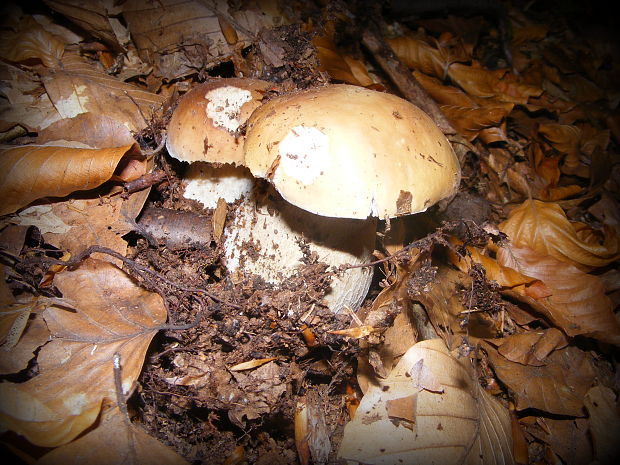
34;245;241;309
113;353;138;463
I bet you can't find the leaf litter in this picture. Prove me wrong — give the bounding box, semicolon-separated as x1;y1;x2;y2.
1;1;619;464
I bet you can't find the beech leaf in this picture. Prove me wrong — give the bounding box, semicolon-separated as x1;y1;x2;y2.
37;407;187;465
583;386;620;465
486;328;567;367
42;52;165;132
313;35;374;87
338;339;514;465
0;143;142;216
0;259;167;447
37;406;189;465
497;245;620;345
0;17;65;68
483;343;595;416
388;36;450;79
500;199;620;268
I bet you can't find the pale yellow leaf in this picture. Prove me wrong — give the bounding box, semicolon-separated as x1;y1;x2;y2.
230;357;277;371
0;63;62;132
338;339;514;465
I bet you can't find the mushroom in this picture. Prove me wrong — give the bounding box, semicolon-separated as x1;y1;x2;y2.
241;84;460;306
166;77;271;208
244;84;461;220
165;79;375;313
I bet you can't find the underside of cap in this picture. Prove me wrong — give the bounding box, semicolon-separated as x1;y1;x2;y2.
244;85;461;219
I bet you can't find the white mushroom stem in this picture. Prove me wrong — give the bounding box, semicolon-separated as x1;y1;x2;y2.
182;165;375;313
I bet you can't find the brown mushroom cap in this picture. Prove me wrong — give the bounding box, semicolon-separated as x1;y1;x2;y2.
166;78;274;165
244;84;461;219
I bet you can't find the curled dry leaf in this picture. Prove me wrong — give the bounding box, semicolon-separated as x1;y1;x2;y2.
388;36;451;79
538;123;583;176
448;64;542;104
37;406;189;465
0;314;50;376
441;104;512;142
0;16;65;68
313;35;374;87
338;339;514;465
0;258;167;447
497;245;620;345
447;241;550;299
42;52;165;132
413;70;475;107
0;143;143;216
500;199;620;269
483;343;595;416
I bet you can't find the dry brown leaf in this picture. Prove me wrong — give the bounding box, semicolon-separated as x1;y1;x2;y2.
338;339;514;465
43;0;124;49
37;406;189;465
538;123;583;176
42;52;165;132
0;63;62;132
119;0;242;80
313;35;373;87
17;197;137;260
447;241;544;297
525;417;592;465
36;113;136;148
484;343;595;416
412;263;505;347
0;143;143;216
560;74;605;104
441;104;512;142
486;328;567;367
500;199;620;269
0;314;50;376
0;258;167;447
497;245;620;344
0;16;65;68
447;64;509;98
448;64;542;104
511;24;548;46
388;36;451;79
583;386;620;464
413;70;476;107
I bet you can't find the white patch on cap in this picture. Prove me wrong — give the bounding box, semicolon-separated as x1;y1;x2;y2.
277;126;330;185
205;86;252;133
